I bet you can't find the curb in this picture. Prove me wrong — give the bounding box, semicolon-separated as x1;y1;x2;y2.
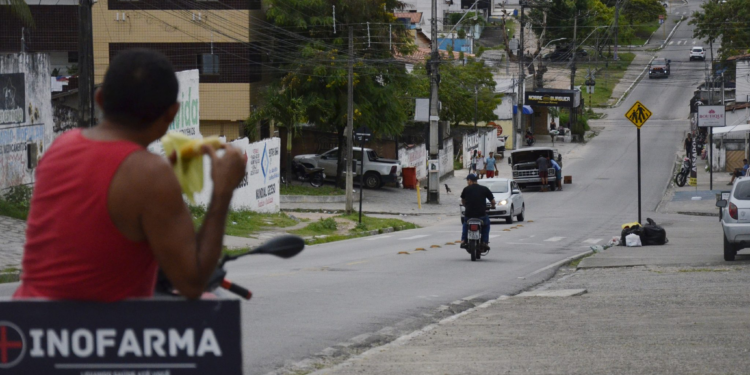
659;16;684;50
281;194;358;204
676;211;719;217
0;271;20;284
612;55;656;108
306;224;415;243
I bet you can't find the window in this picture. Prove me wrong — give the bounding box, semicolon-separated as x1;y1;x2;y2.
197;53;219;75
734;181;750;200
68;51;78;63
478;180;509;193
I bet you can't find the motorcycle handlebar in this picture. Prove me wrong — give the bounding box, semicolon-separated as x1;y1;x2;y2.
221;279;253;300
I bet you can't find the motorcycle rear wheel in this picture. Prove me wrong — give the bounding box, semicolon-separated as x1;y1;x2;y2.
469;243;477;261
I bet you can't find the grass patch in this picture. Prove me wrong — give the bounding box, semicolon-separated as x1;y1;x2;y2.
454;159;463;171
290;218;338;237
574;52;635;108
0;266;20;284
569;253;595;268
339;213;418;232
281;184;343;196
0;185;33;220
629;20;661;45
190;205;299;237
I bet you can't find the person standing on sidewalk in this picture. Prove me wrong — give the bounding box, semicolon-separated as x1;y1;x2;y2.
485;152;497;178
475;151;486;179
684;133;693;157
470;150;478;174
13;49;247;302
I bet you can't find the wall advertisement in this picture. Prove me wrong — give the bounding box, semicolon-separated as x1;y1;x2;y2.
196;137;281;213
148;69;202;155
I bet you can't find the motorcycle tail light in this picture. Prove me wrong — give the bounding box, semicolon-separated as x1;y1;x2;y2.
730;202;738;220
469;224;479;231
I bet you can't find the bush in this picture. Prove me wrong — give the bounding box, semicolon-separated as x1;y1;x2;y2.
4;185;32;210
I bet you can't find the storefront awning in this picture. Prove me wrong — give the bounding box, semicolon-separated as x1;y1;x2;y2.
513;105;534;115
713;124;750;135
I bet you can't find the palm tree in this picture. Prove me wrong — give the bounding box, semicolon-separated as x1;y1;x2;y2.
1;0;35;27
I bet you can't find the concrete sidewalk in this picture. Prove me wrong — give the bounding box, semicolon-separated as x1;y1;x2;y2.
660;149;731;217
309;214;750;375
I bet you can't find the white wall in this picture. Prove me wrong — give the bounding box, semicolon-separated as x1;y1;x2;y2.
0;53;54;190
398;137;454;182
737;60;750;104
462;131;497;169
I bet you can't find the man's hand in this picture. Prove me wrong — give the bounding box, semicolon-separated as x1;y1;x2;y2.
204;145;247;197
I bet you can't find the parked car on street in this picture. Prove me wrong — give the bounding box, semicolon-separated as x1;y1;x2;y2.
648;58;671;78
689;46;706;61
293;147;402;189
716;180;750;261
507;147;561;191
460;178;525;224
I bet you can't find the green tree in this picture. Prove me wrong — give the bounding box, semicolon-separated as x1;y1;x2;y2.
0;0;34;27
262;0;417;189
246;84;306;183
621;0;664;27
410;59;501;127
689;0;750;61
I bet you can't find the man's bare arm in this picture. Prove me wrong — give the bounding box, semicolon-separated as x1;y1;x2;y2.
112;146;245;299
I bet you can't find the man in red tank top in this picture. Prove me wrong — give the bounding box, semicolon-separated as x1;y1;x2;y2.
14;49;247;301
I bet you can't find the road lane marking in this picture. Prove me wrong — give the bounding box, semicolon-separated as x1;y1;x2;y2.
669;41;674;45
346;260;371;266
692;40;696;45
544;237;565;242
364;235;392;241
489;234;501;239
505;242;539;245
582;238;602;244
400;234;430;240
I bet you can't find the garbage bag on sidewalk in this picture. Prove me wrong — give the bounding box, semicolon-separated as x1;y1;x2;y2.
620;225;643;246
642;218;668;245
625;233;643;247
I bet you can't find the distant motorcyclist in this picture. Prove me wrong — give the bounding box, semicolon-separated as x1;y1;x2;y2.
460;174;496;250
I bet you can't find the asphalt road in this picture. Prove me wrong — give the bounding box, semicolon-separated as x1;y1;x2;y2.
0;3;711;374
230;12;710;374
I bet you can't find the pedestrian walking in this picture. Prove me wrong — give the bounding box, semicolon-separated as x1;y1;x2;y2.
485;152;496;178
550;118;557;131
470;150;478;173
476;151;486;179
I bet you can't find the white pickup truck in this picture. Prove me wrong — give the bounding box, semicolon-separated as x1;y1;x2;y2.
293;147;402;189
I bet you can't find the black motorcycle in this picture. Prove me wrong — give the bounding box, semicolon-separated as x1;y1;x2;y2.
674;157;691;187
292;160;325;187
525;132;536;146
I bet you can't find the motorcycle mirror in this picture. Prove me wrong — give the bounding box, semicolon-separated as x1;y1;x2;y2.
250;235;305;258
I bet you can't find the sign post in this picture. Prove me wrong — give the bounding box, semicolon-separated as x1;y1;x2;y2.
625;100;653;223
354;126;372;224
698;105;727;190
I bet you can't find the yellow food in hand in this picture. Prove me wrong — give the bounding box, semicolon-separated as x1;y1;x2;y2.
178;136;223;159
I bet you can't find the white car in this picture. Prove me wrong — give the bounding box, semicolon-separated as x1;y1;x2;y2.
716;179;750;261
690;47;706;61
460;178;525;224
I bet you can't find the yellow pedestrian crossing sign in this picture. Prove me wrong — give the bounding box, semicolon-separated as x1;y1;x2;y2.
625;101;652;128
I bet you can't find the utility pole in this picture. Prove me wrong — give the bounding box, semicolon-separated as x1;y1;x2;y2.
570;14;578;90
474;85;478;130
516;0;527;151
427;0;440;203
79;0;95;128
345;27;354;214
613;0;620;61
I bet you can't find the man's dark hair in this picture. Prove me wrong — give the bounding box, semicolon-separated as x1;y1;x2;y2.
100;49;178;128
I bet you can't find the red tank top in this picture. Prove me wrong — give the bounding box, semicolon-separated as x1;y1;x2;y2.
14;129;158;301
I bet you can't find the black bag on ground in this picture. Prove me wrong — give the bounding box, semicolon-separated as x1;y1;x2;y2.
641;218;668;245
620;225;644;246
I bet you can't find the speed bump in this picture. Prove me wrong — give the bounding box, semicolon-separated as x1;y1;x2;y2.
398;251;410;255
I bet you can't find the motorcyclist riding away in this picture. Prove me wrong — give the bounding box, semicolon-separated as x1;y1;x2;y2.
460;174;496;250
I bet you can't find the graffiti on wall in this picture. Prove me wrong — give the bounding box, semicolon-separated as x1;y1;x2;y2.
52;103;78;134
1;74;25;125
0;54;53;190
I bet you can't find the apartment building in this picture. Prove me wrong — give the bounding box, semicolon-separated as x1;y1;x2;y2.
1;0;266;140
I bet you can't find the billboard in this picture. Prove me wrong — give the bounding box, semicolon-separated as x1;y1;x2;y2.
697;105;726;127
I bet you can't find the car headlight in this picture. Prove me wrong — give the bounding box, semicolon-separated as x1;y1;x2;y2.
500;200;507;206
